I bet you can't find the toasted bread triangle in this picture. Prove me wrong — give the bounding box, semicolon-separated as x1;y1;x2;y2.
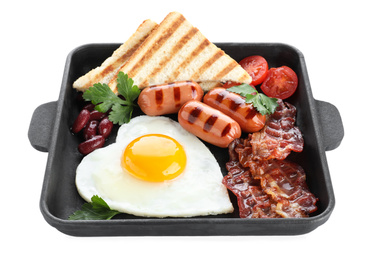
72;19;158;92
108;12;251;91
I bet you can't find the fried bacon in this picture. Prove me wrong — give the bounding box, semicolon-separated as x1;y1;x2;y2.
224;161;281;218
223;102;317;218
249;99;304;161
249;159;318;218
223;158;318;218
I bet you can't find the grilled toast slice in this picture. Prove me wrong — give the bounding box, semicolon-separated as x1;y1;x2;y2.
73;19;158;92
108;12;251;91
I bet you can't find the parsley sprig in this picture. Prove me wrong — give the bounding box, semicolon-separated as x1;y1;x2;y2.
82;72;140;125
227;84;278;115
68;195;121;220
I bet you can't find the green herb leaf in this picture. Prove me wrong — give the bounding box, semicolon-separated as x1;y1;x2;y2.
82;72;140;125
226;83;257;96
227;84;278;115
68;195;121;220
259;93;279;114
108;103;133;125
116;72;140;103
83;83;125;112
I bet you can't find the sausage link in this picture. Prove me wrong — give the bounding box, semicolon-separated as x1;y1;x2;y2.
203;87;266;133
178;100;241;148
137;81;204;116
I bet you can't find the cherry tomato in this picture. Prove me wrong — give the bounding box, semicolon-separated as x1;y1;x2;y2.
260;66;298;99
239;55;269;86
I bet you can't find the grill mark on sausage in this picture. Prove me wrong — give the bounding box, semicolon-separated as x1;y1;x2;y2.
188;106;202;124
174;86;181;107
170;38;210;81
245;107;257;119
127;14;185;80
215;89;244;112
191;49;224;79
203;114;218;132
221;123;232;137
229;96;245;112
191;84;197;98
229;100;238;112
215;89;228;103
155;89;163;106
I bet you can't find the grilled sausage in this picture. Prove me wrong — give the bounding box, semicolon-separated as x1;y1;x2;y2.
138;81;204;116
203;87;266;133
178;100;241;148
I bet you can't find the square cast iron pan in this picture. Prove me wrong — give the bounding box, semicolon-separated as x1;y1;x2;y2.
28;43;344;236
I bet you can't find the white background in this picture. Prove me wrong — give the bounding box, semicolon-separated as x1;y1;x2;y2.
2;0;375;259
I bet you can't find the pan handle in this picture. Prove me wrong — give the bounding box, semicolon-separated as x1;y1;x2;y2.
315;100;344;151
28;101;57;152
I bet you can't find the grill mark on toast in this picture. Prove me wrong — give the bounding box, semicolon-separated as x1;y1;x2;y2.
127;14;185;79
170;38;211;81
214;60;238;81
99;65;115;81
82;29;152;90
116;37;147;66
140;26;198;87
191;49;224;80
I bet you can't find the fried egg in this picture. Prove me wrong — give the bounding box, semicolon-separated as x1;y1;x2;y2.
75;115;234;217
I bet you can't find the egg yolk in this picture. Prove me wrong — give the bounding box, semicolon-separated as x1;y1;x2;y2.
122;134;187;182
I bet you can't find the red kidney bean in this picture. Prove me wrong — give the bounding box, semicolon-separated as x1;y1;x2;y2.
89;110;106;121
98;117;113;139
83;120;99;140
78;135;105;155
83;103;95;111
72;109;90;133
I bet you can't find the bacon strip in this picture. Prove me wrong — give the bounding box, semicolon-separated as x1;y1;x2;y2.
223;158;317;218
223;125;317;218
224;161;281;218
249;99;304;161
249;159;318;218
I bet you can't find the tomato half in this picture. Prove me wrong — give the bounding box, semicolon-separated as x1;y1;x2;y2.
239;55;269;86
260;66;298;99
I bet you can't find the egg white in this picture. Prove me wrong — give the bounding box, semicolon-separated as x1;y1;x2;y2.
75;115;234;218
